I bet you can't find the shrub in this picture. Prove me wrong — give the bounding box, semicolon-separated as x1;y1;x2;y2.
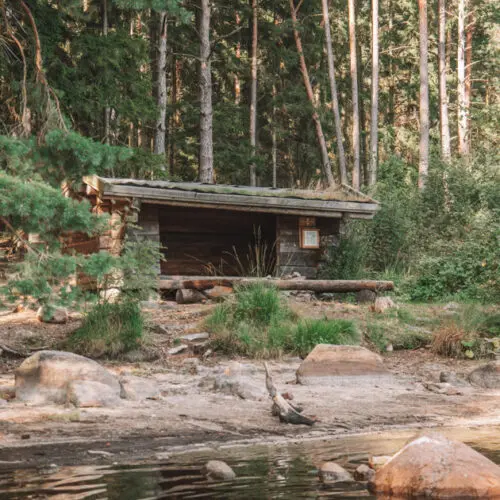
293;319;359;357
68;301;143;358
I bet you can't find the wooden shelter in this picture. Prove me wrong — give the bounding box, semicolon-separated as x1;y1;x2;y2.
81;176;378;279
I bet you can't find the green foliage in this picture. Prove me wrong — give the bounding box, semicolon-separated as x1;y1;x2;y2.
293;319;359;357
69;301;143;358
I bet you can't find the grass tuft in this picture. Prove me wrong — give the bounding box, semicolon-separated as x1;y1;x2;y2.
68;301;143;358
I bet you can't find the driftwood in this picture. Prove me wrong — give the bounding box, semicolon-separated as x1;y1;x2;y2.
160;277;394;293
264;362;316;426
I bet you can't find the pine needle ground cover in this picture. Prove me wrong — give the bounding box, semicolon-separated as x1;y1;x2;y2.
205;284;360;358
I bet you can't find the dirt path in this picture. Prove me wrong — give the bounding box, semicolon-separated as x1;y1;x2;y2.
0;302;498;469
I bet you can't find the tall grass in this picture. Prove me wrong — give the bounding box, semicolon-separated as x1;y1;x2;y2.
206;284;359;358
68;301;143;358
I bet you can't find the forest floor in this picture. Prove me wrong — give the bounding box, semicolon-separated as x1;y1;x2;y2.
0;298;498;469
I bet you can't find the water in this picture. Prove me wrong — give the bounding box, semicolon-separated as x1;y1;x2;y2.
0;426;498;499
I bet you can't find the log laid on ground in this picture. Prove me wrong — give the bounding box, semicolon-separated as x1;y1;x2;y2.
175;289;206;304
264;362;316;426
160;277;394;293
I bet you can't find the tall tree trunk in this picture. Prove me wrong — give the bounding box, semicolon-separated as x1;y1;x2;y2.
321;0;347;185
289;0;335;187
199;0;214;183
438;0;451;161
465;10;474;153
249;0;258;186
457;0;468;155
272;85;278;188
153;11;168;159
418;0;429;189
103;0;110;144
368;0;379;185
170;57;182;174
234;12;241;105
348;0;360;190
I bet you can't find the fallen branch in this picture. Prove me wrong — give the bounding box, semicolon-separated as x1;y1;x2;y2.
264;362;316;426
0;344;28;358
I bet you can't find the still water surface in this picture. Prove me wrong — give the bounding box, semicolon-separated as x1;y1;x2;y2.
0;426;498;499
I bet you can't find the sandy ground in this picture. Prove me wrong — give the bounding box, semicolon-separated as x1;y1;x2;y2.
0;301;498;469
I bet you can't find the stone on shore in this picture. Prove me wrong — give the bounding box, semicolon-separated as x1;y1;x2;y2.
296;345;390;385
469;361;500;389
119;375;161;401
354;464;375;482
202;460;236;481
318;462;353;483
369;433;500;498
36;306;68;324
67;380;121;408
15;350;121;406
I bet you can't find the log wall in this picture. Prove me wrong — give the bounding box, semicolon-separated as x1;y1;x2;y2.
276;216;340;278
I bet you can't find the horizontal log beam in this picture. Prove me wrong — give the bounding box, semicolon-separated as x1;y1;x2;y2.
158;276;394;293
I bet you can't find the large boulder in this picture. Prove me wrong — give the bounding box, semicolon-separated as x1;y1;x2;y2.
469;361;500;389
369;433;500;498
296;344;390;385
202;460;236;481
67;380;121;408
15;350;121;406
119;375;161;400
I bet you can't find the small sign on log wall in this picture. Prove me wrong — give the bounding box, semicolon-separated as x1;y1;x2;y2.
299;216;316;227
300;228;320;249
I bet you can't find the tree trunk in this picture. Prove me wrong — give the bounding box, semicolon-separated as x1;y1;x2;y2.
199;0;214;183
438;0;451;162
418;0;429;190
272;85;278;188
457;0;468;155
103;0;110;145
249;0;258;186
153;11;168;159
368;0;379;185
348;0;360;190
321;0;347;185
289;0;335;187
234;12;241;105
465;10;474;153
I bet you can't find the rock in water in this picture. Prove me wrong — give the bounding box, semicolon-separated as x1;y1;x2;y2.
318;462;353;483
202;460;236;481
296;345;390;385
469;361;500;389
36;306;68;324
15;350;121;406
354;464;375;482
119;375;161;400
369;433;500;498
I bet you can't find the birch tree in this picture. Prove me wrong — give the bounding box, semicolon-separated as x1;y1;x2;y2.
289;0;335;187
249;0;258;186
348;0;360;189
418;0;429;189
199;0;214;183
321;0;347;185
368;0;379;185
438;0;451;161
153;11;168;158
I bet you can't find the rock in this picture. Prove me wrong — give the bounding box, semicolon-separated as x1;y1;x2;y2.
296;345;390;385
443;302;460;311
468;361;500;389
369;433;500;498
36;306;68;324
119;375;161;401
354;464;375;482
179;332;210;342
123;348;159;363
175;289;206;305
385;343;394;352
202;460;236;481
423;382;463;395
88;450;114;457
203;286;233;301
168;344;188;355
439;371;468;386
67;380;121;407
372;296;396;313
356;290;377;304
369;456;392;469
318;462;353;483
213;373;267;401
15;351;121;405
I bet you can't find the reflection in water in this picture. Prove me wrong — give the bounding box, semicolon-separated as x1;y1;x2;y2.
0;426;498;499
